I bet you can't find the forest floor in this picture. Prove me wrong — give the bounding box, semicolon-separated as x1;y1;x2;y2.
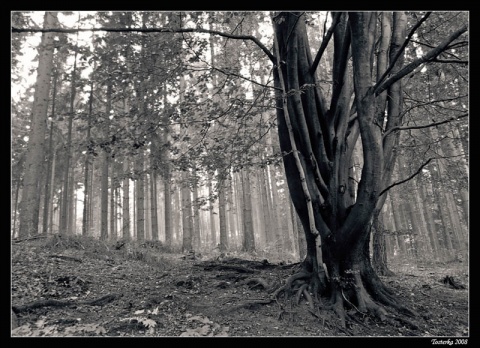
11;235;469;339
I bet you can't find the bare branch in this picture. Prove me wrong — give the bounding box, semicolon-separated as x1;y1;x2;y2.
375;12;431;89
309;12;342;75
12;25;276;63
382;113;468;140
374;24;467;96
430;58;468;65
378;158;433;197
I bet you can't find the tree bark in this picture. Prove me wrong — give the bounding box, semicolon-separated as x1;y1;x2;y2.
135;152;145;242
207;173;217;247
18;12;58;238
181;171;193;251
122;159;130;240
218;178;228;252
150;171;159;241
241;168;255;252
99;149;109;241
59;44;78;235
42;69;58;235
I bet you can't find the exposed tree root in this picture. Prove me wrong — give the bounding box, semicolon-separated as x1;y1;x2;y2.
271;271;312;299
199;264;256;273
12;235;47;243
266;260;421;331
239;277;270;290
217;298;274;315
12;293;122;314
49;255;83;263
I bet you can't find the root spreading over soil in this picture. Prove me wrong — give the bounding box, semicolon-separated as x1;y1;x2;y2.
11;237;468;337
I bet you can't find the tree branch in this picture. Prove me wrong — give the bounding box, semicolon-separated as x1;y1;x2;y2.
12;25;276;63
375;12;431;89
378;158;433;197
309;12;342;75
382;113;468;140
374;24;467;96
430;58;468;65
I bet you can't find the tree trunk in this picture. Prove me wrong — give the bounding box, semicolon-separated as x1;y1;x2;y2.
12;179;21;238
145;173;151;240
269;165;284;252
208;173;217;247
260;166;273;246
68;166;76;235
164;173;172;246
110;168;116;241
49;151;57;234
192;170;201;249
42;70;58;235
449;125;469;224
218;178;228;252
135;152;145;242
59;46;79;235
181;171;193;251
372;210;394;276
18;12;58;238
100;151;109;241
122;158;130;240
241;168;255;252
150;171;159;241
418;175;440;261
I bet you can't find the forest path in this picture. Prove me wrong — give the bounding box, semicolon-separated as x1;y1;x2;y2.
11;236;468;337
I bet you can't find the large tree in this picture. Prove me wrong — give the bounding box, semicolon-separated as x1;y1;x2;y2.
269;11;467;325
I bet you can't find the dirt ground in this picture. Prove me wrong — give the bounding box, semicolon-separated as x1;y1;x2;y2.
11;236;469;339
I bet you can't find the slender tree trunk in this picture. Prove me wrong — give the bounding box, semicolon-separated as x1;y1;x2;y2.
12;180;21;238
150;171;159;241
192;170;201;249
88;159;95;236
132;178;136;239
241;168;255;252
208;173;217;246
175;186;182;245
267;164;283;252
100;73;113;241
59;46;78;235
49;151;57;233
254;168;267;248
449;125;469;224
145;174;151;240
218;178;228;252
164;173;172;246
181;171;193;251
410;176;432;259
82;76;94;236
122;159;130;240
418;175;440;260
233;172;242;249
260;166;273;245
110;169;116;241
135;152;145;242
100;151;109;241
42;69;58;235
68;167;76;235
